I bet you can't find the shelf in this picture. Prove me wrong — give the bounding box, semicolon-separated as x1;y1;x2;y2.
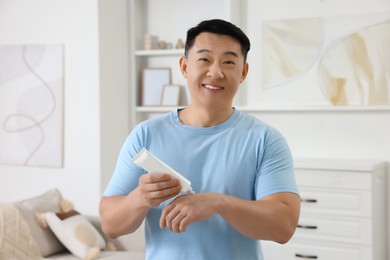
134;49;185;56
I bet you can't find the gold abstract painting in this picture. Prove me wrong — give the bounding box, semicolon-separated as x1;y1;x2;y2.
319;19;390;105
261;12;390;106
262;17;323;88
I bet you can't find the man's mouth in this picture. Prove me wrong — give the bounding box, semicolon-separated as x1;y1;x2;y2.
203;84;224;90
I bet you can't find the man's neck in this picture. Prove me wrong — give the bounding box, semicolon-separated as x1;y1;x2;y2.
179;105;234;127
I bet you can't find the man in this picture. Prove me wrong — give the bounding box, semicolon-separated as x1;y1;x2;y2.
100;19;300;259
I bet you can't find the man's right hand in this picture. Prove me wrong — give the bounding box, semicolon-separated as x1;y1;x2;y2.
138;173;182;208
100;173;181;238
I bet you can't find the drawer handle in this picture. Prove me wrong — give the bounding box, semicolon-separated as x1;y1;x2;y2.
297;224;317;230
295;253;318;259
301;198;317;203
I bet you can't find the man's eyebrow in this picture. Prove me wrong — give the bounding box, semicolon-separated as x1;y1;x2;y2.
225;51;239;58
197;49;210;54
196;49;239;57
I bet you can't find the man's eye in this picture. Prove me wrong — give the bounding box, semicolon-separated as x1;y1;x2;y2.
198;58;209;62
224;61;235;65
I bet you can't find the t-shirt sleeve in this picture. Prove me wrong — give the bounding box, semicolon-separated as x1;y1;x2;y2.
255;128;299;199
103;125;146;197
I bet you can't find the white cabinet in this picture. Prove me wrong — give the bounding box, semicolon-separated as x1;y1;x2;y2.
262;159;387;260
128;0;245;127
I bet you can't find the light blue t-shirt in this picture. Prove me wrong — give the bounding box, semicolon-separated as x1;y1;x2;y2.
104;109;299;260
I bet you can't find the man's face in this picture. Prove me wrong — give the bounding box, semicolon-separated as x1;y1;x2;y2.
180;32;248;109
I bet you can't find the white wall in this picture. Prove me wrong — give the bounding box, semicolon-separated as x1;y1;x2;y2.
0;0;129;215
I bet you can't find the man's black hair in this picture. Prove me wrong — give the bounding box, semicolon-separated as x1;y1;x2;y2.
184;19;251;62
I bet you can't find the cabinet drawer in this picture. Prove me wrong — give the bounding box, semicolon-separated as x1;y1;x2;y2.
295;169;371;190
299;188;371;217
295;216;371;244
262;241;372;260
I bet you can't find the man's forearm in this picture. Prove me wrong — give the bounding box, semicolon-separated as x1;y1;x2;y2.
217;192;300;243
99;189;149;239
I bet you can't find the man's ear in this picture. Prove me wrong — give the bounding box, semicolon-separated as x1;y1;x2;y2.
179;56;187;79
240;62;249;83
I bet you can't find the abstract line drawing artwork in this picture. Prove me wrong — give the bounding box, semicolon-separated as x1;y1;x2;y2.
0;45;64;167
261;12;390;107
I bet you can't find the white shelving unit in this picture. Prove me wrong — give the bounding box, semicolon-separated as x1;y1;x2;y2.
128;0;245;127
134;49;184;56
262;159;387;260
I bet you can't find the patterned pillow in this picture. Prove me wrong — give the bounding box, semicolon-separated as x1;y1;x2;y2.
44;210;106;260
0;203;41;259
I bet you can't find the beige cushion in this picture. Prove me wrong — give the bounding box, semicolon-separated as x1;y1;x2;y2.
0;203;41;259
44;212;106;259
14;189;66;257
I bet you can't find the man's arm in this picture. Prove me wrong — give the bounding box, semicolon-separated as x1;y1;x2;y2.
160;192;300;244
99;193;147;239
99;173;182;239
218;192;300;243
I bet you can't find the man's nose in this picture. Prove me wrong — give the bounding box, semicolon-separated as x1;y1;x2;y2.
207;62;224;79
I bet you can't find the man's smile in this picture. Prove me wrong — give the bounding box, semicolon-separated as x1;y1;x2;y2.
203;84;224;90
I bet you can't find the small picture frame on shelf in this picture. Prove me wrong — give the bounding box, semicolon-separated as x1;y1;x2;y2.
161;85;181;106
142;68;171;106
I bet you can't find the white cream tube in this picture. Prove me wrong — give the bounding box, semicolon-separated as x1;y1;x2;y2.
132;148;193;194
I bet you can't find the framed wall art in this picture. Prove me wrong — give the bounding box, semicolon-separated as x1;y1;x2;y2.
248;11;390;109
161;85;181;106
0;44;64;167
142;68;171;106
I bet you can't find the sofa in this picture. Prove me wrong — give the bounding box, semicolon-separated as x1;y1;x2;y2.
0;189;145;260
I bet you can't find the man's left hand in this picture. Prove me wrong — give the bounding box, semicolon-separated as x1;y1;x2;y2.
159;193;221;233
